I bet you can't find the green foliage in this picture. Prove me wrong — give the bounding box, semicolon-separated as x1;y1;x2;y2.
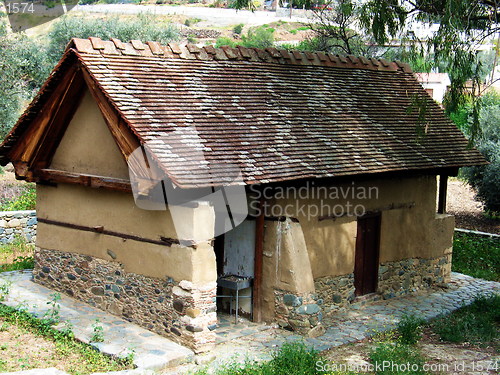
215;26;275;49
431;295;500;348
0;256;34;272
0;280;11;301
215;37;237;48
43;292;61;325
397;314;426;345
458;92;500;212
47;14;180;65
194;341;324;375
0;184;36;211
233;23;244;35
184;18;201;27
369;343;428;375
0;303;132;373
91;318;105;343
0;32;50;138
452;232;500;281
240;26;275;49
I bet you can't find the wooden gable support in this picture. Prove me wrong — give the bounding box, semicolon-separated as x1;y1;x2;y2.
9;64;86;179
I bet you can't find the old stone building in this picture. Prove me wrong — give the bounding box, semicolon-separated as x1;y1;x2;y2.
0;38;485;352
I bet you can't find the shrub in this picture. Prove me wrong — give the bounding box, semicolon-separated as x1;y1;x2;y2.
47;14;180;65
215;37;237;48
240;26;275;49
397;314;426;345
457;92;500;213
0;184;36;211
233;23;244;35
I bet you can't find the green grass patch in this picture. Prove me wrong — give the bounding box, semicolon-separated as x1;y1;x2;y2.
0;236;34;272
431;294;500;349
452;232;500;281
369;343;428;375
0;303;133;374
194;341;326;375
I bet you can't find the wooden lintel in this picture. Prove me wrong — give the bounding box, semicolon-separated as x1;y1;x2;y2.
36;168;132;193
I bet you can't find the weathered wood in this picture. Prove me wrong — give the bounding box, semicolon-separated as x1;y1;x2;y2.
9;64;80;171
35;168;132;193
31;69;87;170
37;217;191;247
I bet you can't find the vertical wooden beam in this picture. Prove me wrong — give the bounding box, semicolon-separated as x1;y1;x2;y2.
438;174;448;214
253;197;265;323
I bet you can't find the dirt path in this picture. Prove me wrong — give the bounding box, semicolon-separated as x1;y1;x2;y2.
447;178;499;234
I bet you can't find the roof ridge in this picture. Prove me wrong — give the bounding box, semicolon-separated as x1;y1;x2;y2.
67;37;412;73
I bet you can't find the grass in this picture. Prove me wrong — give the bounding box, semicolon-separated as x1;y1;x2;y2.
431;294;499;349
0;236;34;272
0;303;133;374
369;343;428;375
452;232;500;281
194;341;325;375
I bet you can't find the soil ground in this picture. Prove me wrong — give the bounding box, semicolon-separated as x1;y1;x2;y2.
323;328;499;375
447;178;499;234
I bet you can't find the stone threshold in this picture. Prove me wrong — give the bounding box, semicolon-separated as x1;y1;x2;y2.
0;270;194;373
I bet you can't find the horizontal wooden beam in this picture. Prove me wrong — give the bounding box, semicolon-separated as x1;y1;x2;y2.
37;217;195;248
34;168;132;193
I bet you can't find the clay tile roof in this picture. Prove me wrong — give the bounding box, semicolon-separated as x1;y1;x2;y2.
0;38;487;188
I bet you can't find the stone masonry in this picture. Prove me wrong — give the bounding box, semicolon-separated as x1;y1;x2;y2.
0;210;36;244
274;289;323;335
314;254;452;315
33;247;217;353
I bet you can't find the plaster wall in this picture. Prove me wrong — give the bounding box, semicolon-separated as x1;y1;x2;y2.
266;175;453;280
50;89;130;180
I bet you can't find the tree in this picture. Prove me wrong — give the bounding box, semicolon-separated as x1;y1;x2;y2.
358;0;500;143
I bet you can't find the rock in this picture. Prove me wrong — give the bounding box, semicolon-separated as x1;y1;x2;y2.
332;294;342;304
283;294;302;307
106;249;117;260
275;302;288;315
186;308;201;318
296;303;320;315
42;267;50;273
307;324;326;338
91;286;105;296
8;219;21;227
173;299;184;312
0;220;6;227
27;217;37;226
207;324;217;331
170;327;182;336
66;273;76;280
288;319;310;330
186;325;203;332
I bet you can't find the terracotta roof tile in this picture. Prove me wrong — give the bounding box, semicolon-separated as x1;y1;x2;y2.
0;38;486;188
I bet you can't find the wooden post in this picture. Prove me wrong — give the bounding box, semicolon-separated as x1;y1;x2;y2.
438;174;448;214
253;197;265;323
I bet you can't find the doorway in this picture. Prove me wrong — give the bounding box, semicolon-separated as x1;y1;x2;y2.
354;214;381;296
214;219;255;320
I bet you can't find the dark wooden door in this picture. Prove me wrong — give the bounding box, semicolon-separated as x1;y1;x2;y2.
354;214;381;296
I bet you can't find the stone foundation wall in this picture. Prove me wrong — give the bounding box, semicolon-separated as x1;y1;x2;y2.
274;290;324;336
33;247;216;353
0;210;36;244
314;254;451;312
378;254;452;299
314;273;355;314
